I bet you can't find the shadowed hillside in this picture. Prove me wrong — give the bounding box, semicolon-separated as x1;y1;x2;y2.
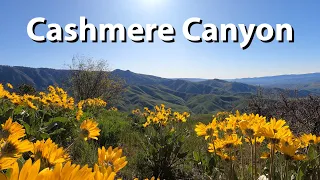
0;65;70;90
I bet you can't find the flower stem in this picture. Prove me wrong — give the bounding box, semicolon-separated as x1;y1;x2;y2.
269;142;275;180
241;144;244;179
229;149;233;180
285;160;288;180
251;141;254;180
254;138;257;180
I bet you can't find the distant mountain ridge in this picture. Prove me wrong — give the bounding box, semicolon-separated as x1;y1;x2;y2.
228;73;320;94
174;73;320;94
0;65;317;114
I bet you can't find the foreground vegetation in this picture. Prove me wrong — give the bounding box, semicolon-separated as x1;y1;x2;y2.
0;83;320;179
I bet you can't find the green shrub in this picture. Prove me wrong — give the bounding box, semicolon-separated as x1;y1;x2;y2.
97;111;131;147
135;124;189;180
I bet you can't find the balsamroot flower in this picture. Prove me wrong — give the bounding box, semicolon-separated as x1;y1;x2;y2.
6;159;42;180
32;138;69;168
0;118;32;170
299;133;318;148
0;157;17;170
277;138;306;161
259;118;292;143
97;146;128;173
222;134;242;149
195;118;218;140
238;113;266;139
80;119;101;141
1;118;26;140
94;164;116;180
1;135;33;158
38;162;95;180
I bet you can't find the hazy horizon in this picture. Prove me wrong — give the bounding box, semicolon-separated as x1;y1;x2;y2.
1;64;319;80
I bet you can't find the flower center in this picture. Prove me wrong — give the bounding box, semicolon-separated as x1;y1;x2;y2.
245;129;254;138
1;142;18;156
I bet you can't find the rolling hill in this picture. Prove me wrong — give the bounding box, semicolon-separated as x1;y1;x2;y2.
0;65;316;114
0;65;70;90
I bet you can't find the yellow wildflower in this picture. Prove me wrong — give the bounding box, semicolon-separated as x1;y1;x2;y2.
1;118;26;140
97;146;128;173
32;138;69;168
299;133;317;148
80;119;101;141
7;159;42;180
1;136;33;158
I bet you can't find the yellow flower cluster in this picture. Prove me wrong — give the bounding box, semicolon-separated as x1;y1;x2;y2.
0;84;75;111
0;83;155;180
0;118;128;180
86;98;107;107
139;104;190;127
213;111;232;121
195;111;320;161
0;84;10;98
0;84;40;110
39;86;75;110
0;155;121;180
76;98;107;120
108;107;118;111
0;84;107;121
131;109;141;115
173;112;190;123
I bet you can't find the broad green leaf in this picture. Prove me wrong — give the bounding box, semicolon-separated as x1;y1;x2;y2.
44;117;69;126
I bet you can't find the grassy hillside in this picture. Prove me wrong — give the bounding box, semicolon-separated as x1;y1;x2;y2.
0;65;315;114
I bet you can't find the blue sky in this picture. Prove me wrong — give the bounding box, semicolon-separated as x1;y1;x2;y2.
0;0;319;79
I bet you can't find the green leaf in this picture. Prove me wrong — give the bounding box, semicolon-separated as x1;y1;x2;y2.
5;108;14;117
16;157;26;169
307;145;317;160
19;121;31;134
40;132;50;139
193;151;200;161
5;168;12;178
296;161;308;180
208;156;216;168
296;169;304;180
44;117;69;126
